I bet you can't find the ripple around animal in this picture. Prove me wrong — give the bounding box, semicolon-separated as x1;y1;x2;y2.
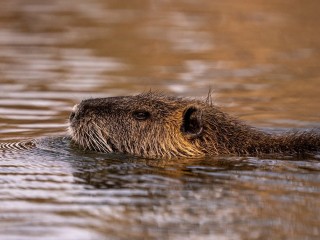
0;136;320;240
0;140;36;152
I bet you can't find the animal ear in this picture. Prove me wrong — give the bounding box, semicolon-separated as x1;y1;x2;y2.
181;106;203;139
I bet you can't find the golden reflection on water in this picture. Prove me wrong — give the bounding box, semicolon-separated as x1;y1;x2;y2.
0;1;320;239
0;0;319;139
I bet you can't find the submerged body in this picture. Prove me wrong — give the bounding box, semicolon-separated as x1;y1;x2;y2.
68;92;320;159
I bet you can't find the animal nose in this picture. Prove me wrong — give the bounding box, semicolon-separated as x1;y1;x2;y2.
72;104;79;112
69;104;79;121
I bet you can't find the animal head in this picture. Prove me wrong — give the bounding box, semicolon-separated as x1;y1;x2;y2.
68;92;208;158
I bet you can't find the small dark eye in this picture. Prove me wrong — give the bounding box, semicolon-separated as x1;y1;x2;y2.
132;110;150;120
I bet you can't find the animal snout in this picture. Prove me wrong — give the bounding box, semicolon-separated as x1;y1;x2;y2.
69;104;79;121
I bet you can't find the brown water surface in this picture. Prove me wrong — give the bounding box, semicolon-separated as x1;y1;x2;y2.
0;0;320;239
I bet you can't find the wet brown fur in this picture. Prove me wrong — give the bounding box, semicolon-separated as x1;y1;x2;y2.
68;92;320;158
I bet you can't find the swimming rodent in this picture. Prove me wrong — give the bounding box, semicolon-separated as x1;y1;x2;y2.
68;92;320;159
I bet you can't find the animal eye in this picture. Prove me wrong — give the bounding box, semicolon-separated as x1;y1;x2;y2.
132;110;150;120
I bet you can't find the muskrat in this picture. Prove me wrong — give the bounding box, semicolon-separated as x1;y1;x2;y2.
68;92;320;158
